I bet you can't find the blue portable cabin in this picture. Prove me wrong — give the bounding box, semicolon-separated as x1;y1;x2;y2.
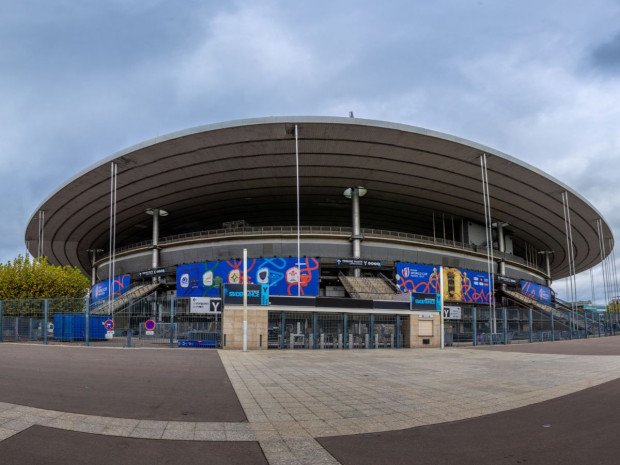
53;314;108;341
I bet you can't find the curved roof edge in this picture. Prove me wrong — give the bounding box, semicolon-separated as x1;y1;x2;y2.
25;115;614;249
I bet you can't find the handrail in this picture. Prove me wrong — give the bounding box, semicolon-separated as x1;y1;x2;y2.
98;225;545;273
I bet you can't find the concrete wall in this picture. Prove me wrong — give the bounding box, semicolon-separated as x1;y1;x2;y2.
407;312;441;348
222;307;269;350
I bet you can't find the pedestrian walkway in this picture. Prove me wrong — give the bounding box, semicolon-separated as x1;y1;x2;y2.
1;339;620;464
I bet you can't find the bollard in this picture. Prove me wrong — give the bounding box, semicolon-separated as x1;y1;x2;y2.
472;307;477;347
320;333;325;350
365;333;369;349
312;313;318;350
169;298;175;348
369;314;375;349
348;333;353;349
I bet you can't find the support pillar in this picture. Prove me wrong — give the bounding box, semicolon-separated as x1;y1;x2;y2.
497;223;506;277
344;187;367;277
87;249;103;286
146;208;168;279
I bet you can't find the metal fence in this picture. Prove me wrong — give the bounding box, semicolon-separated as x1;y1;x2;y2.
266;311;404;350
445;306;619;346
0;296;222;349
2;297;618;350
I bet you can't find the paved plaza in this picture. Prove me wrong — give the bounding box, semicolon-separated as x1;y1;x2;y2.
1;339;620;464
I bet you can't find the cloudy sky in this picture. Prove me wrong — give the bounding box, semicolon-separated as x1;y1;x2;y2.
2;0;620;303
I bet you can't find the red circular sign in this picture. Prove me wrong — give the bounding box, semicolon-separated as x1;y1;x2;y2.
145;319;156;331
104;319;114;330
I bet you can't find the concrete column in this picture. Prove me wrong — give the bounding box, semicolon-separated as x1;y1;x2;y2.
344;187;367;277
545;252;552;287
87;248;103;286
146;208;168;282
497;223;506;276
152;209;160;269
538;251;553;287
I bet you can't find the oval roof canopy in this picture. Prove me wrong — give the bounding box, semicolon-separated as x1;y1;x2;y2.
25;116;613;279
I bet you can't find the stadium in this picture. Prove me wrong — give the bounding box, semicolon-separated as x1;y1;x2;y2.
24;116;615;349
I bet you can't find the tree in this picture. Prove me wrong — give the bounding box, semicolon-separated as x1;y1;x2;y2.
0;255;90;300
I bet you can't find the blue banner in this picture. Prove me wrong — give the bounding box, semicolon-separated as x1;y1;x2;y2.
177;257;320;298
91;274;130;306
520;280;551;305
396;262;440;294
397;263;492;303
446;268;492;304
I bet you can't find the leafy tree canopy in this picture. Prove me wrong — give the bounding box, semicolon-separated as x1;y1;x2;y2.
0;255;90;300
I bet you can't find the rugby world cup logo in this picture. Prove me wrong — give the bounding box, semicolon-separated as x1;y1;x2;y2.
180;273;189;288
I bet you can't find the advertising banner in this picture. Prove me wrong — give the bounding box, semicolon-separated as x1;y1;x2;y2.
520;280;551;305
397;262;492;303
443;267;492;304
176;257;320;298
91;274;130;306
395;262;441;294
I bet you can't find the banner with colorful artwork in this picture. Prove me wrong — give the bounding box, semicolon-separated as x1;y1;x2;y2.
176;257;320;298
91;274;130;306
443;267;492;304
395;263;440;294
520;280;551;305
397;262;492;304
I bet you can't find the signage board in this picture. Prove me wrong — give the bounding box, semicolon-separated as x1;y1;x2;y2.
496;275;517;285
411;292;441;311
443;306;462;319
223;284;269;306
335;258;382;268
190;297;223;314
138;268;166;278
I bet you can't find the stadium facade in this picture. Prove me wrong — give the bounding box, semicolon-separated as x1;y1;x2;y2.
25;117;614;349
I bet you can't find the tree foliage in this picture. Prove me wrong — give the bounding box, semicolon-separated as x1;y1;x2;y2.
0;255;90;300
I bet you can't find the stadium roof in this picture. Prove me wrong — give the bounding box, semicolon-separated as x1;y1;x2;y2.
25;116;613;279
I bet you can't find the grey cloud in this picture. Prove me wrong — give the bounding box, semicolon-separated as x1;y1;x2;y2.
590;32;620;73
